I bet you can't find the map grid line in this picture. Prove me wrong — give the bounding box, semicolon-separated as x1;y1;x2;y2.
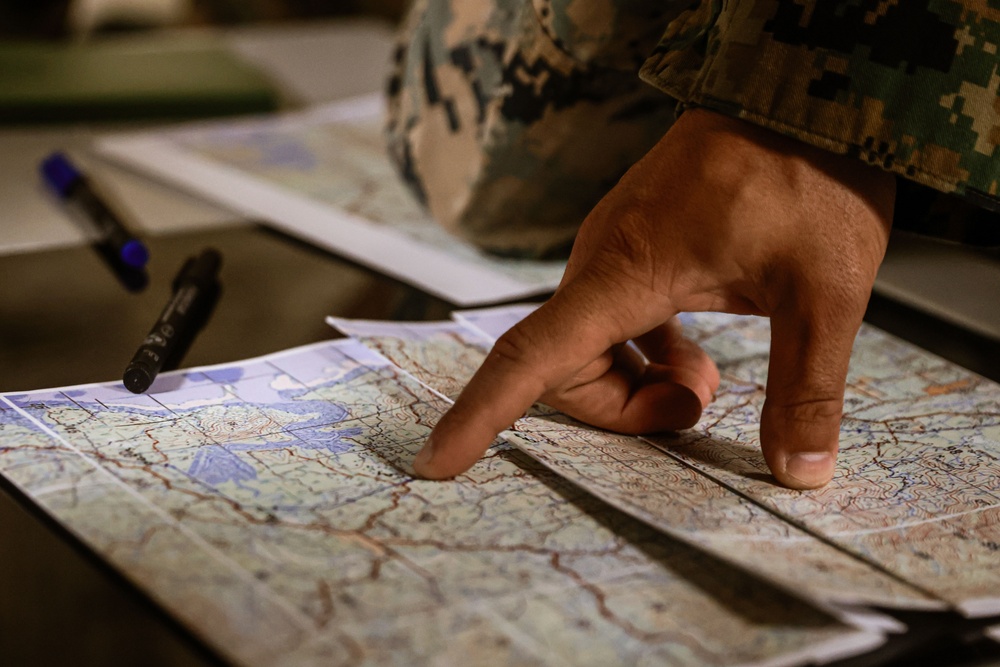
0;394;328;643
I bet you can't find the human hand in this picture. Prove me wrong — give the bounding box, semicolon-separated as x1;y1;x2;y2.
414;108;895;489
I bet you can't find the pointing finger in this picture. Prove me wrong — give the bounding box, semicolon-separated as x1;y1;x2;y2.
414;272;670;479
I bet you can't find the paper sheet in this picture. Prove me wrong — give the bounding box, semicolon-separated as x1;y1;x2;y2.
94;95;566;306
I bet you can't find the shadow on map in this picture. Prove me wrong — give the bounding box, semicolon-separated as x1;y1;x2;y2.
144;373;192;395
497;447;835;629
653;431;784;487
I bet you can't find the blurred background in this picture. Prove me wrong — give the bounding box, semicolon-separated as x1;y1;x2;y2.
0;0;407;37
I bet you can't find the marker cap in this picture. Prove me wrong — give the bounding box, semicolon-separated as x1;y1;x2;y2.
40;152;82;198
123;364;154;395
120;239;150;269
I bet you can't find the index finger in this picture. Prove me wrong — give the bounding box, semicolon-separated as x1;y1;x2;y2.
413;274;668;479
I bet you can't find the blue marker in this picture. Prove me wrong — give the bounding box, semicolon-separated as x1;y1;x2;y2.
40;152;149;270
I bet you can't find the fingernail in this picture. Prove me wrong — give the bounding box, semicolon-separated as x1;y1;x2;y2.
412;436;436;475
783;451;834;489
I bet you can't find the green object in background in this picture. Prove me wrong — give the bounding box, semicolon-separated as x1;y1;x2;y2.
0;35;281;123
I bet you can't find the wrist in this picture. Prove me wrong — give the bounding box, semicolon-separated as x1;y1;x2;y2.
676;107;896;215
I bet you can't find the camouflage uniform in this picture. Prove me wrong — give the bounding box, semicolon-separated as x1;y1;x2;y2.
387;1;1000;257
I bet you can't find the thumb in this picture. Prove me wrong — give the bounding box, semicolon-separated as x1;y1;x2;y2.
761;301;864;489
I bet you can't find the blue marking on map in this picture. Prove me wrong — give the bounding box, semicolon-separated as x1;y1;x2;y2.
188;446;257;485
204;367;245;384
273;399;349;424
295;426;363;453
240;133;317;170
340;366;376;384
264;141;317;170
291;424;365;454
64;389;87;398
8;394;74;414
179;371;219;386
226;438;288;452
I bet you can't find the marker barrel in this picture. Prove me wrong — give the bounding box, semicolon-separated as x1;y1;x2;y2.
73;185;150;269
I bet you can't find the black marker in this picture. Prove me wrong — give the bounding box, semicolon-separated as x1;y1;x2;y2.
41;152;150;271
123;249;222;394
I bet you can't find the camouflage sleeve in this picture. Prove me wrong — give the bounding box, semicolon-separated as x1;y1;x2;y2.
385;0;681;258
639;0;1000;210
388;1;1000;257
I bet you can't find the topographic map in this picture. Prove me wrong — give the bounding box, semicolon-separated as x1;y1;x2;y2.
95;96;566;306
1;307;998;666
455;308;1000;617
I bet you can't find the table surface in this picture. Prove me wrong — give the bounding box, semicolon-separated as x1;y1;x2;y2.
1;18;1000;667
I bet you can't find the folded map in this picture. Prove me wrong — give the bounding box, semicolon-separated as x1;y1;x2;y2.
1;307;998;666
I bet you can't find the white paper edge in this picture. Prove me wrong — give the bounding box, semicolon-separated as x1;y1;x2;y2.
732;628;885;667
452;302;541;340
828;604;908;634
957;597;1000;619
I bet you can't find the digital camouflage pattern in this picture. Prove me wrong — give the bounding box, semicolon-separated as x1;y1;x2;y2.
385;0;679;256
642;1;1000;204
387;1;1000;256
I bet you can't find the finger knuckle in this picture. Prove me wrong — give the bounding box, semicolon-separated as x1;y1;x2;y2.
608;208;657;266
490;327;536;369
772;395;843;425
